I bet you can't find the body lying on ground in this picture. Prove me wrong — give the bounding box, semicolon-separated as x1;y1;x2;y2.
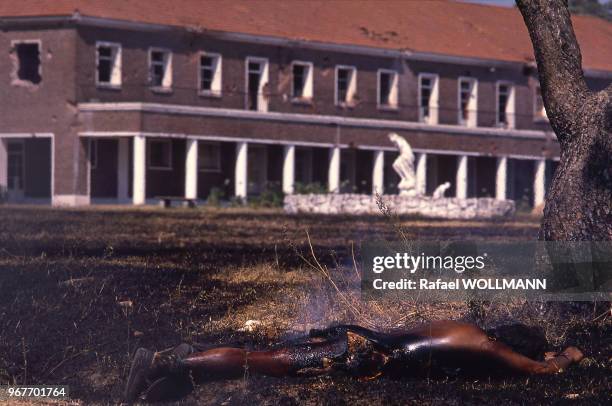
124;320;584;403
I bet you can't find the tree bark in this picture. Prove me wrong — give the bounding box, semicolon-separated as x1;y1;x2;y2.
516;0;612;241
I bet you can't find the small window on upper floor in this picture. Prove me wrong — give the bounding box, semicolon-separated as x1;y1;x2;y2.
335;66;357;106
534;85;548;121
496;82;515;128
14;42;41;84
378;69;398;109
149;48;172;90
198;142;221;172
199;53;222;96
418;73;439;124
96;42;121;87
148;139;172;170
458;77;477;127
291;61;313;101
246;57;269;112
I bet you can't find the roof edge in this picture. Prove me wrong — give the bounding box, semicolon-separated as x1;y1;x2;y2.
1;13;610;77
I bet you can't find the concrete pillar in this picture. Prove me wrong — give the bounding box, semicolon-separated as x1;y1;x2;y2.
235;141;248;199
416;153;427;195
117;138;129;203
534;159;546;207
456;155;468;199
0;139;7;192
328;146;341;193
185;139;198;199
372;150;384;195
132;135;146;205
495;156;507;200
282;145;295;195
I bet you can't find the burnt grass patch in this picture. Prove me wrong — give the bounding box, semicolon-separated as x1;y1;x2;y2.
0;206;609;405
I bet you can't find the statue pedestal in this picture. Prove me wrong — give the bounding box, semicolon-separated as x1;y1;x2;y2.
284;194;515;220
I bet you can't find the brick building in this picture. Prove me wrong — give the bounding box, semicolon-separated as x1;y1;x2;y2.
0;0;610;206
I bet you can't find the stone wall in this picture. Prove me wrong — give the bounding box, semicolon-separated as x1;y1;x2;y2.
284;194;515;219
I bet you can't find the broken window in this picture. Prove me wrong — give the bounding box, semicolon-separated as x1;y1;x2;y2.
497;82;515;128
149;49;172;89
96;42;121;87
15;42;41;84
378;70;398;108
199;53;222;95
148;140;172;169
291;61;313;100
246;58;269;112
419;73;438;124
458;77;477;127
198;142;221;172
335;66;356;105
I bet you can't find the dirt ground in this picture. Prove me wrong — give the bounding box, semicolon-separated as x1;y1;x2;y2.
0;206;609;405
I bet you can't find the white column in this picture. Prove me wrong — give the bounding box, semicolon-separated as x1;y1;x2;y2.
185;139;198;199
0;139;7;192
282;145;295;195
416;153;427;195
456;155;468;199
328;146;340;193
235;141;248;200
132;135;146;205
372;150;384;195
117;138;129;203
495;156;507;200
534;159;546;207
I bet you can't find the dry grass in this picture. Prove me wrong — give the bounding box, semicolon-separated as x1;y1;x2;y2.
0;206;609;405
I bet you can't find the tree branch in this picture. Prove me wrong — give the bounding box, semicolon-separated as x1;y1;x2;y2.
516;0;590;143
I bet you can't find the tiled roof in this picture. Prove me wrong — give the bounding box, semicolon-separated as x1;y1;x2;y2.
2;0;611;72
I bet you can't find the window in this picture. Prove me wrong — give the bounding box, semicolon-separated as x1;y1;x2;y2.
291;61;313;100
199;53;222;96
96;42;121;87
13;42;41;84
378;69;398;109
198;142;221;172
418;73;439;124
148;139;172;170
149;48;172;90
458;77;477;127
534;85;548;121
335;66;357;106
89;139;98;169
245;57;269;112
496;82;515;128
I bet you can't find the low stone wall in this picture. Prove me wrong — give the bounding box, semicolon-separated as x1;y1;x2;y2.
284;194;515;220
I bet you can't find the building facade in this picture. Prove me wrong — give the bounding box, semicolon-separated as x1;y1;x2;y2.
1;1;611;207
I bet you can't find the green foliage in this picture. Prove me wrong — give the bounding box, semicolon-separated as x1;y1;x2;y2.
248;181;284;208
206;187;224;207
294;182;328;194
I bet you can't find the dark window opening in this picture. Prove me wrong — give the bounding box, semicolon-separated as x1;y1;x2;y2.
89;139;98;169
498;85;509;124
248;62;262;111
293;64;305;98
460;81;471;121
148;140;172;169
420;77;432;119
337;68;350;103
200;56;213;91
16;43;41;84
150;51;165;87
379;72;391;105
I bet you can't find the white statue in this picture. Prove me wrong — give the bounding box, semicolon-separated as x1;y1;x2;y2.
433;182;451;198
388;133;418;196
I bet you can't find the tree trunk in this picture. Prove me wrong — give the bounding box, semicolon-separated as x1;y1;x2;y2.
516;0;612;241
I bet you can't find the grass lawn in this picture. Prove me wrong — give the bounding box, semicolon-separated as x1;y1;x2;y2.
0;206;608;405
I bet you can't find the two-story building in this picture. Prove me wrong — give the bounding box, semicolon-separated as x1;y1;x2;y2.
1;0;611;207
